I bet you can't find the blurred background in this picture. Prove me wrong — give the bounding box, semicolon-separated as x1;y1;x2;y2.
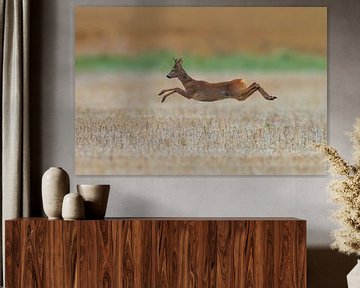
75;7;327;72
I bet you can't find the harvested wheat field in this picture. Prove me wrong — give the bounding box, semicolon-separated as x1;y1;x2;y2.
75;71;327;175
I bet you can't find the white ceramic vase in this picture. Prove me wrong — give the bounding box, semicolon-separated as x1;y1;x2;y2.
42;167;70;219
347;260;360;288
62;192;85;220
77;184;110;219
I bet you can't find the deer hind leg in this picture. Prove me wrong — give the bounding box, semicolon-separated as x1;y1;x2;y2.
237;82;277;101
236;82;260;101
257;86;277;100
250;83;277;100
159;88;191;103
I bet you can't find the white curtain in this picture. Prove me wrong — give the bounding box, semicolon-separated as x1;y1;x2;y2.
0;0;30;284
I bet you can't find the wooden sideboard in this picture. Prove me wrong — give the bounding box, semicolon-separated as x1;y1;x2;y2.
5;218;306;287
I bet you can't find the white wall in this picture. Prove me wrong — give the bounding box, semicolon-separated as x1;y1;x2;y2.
32;0;360;247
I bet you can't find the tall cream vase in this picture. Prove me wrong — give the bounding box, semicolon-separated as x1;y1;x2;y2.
42;167;70;219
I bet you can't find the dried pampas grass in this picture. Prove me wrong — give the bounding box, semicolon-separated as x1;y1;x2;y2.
315;118;360;256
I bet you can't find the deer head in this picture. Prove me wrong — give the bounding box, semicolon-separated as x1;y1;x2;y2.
167;57;184;79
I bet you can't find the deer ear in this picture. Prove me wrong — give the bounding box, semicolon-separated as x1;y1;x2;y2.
173;57;177;63
178;58;183;64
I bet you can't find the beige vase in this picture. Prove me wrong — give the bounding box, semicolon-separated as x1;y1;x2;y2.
77;184;110;219
62;192;85;220
347;260;360;288
42;167;70;219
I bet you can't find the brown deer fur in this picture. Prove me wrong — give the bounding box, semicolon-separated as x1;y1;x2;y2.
159;58;277;103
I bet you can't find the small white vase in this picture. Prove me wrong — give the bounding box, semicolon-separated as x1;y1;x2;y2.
62;192;85;220
42;167;70;219
347;259;360;288
77;184;110;219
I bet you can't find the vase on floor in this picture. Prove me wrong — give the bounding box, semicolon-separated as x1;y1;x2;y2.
77;184;110;219
42;167;70;219
347;260;360;288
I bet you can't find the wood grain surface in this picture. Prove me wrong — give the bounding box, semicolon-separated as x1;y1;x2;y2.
5;218;306;287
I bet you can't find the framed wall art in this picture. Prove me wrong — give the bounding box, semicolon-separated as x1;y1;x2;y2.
75;7;327;175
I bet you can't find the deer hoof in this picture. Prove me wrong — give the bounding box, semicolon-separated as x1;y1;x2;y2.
161;97;166;103
158;90;165;95
267;96;277;100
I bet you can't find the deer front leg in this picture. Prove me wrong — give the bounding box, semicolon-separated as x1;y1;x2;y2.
159;88;190;103
159;88;177;95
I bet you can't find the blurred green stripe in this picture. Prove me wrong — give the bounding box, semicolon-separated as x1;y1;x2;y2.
75;50;326;72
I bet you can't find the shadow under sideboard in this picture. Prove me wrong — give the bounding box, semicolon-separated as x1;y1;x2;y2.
307;248;357;288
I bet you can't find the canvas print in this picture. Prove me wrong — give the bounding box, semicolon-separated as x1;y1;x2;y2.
75;7;327;175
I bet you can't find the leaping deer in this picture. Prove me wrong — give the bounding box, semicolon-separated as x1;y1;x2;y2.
158;58;277;103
